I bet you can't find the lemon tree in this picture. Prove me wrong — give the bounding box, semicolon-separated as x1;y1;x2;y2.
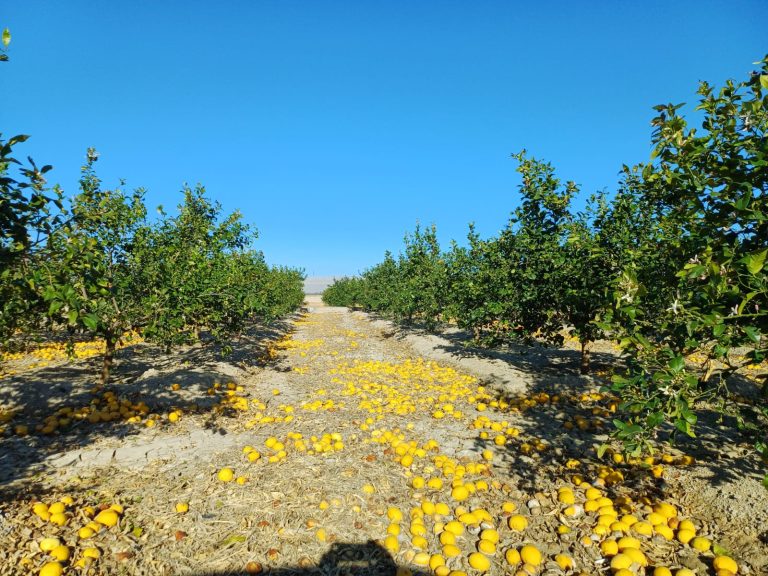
608;57;768;459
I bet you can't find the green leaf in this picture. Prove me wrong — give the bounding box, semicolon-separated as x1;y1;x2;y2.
2;28;10;47
761;75;768;90
596;444;609;458
742;248;767;275
743;326;761;344
218;534;246;547
67;310;78;325
668;356;685;373
82;314;99;331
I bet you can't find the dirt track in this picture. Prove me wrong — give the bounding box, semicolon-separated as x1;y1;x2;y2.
0;296;766;575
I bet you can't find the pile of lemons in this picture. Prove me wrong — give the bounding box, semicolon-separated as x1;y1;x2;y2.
22;496;124;574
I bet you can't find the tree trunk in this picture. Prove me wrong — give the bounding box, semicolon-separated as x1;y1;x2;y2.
580;340;591;375
100;333;116;386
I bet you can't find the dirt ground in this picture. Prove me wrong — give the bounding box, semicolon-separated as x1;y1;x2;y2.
0;295;765;576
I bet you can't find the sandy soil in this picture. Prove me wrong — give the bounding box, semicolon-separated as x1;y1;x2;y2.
0;296;765;575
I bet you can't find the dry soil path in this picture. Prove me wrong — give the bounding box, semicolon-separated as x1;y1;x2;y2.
0;297;766;576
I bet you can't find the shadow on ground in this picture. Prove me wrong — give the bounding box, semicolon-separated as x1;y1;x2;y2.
0;315;300;486
193;542;421;576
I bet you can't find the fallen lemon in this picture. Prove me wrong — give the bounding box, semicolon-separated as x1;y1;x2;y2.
217;468;234;482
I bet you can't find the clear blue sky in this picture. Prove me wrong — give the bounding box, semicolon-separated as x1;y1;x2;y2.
3;1;766;276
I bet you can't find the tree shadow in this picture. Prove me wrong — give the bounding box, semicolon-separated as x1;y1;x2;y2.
193;541;424;576
0;316;299;486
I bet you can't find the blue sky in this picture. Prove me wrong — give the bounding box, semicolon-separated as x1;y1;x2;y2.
3;1;766;276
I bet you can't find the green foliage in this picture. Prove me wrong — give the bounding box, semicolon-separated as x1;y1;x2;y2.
2;151;304;384
322;277;364;307
0;134;63;344
607;57;768;454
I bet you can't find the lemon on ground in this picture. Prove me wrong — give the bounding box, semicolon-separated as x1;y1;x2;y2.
480;529;499;544
691;536;711;552
713;556;738;573
520;546;541;566
468;552;491;571
39;538;61;552
94;509;119;527
555;554;573;570
653;568;673;576
623;548;647;567
439;531;456;545
429;554;445;570
48;502;65;515
49;513;67;526
50;546;70;562
78;527;95;539
362;484;375;494
39;562;63;576
413;553;430;566
445;521;464;536
443;544;461;558
508;515;528;531
505;548;521;565
610;554;632;571
677;529;695;544
387;507;403;522
451;485;469;501
477;539;496;555
217;468;234;482
383;535;399;553
176;503;189;514
435;567;450;576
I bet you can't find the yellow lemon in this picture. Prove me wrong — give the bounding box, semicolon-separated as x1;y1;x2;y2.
691;536;711;552
217;468;234;482
555;554;574;570
50;546;70;562
505;548;521;565
468;552;491;571
480;529;499;544
610;554;632;571
451;485;469;501
520;546;541;566
175;502;189;514
94;509;118;527
508;515;528;531
477;539;496;555
713;556;738;573
82;547;101;559
39;562;63;576
39;538;61;552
